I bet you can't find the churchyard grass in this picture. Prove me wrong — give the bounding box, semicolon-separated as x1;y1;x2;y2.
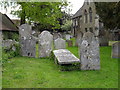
2;45;118;88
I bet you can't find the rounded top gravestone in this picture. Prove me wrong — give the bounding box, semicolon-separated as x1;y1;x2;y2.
38;31;53;58
112;42;120;58
54;38;66;50
80;31;100;70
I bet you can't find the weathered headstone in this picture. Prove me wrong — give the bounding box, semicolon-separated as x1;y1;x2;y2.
38;31;53;58
53;32;62;40
112;42;120;58
19;24;32;39
19;24;36;57
66;34;71;40
80;31;100;70
54;38;66;50
20;36;36;57
53;49;80;64
75;32;82;47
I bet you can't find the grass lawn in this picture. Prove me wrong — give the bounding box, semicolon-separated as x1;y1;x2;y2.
2;45;118;88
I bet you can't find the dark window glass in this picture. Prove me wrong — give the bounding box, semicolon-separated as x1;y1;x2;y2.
85;28;87;32
84;10;88;23
89;7;92;22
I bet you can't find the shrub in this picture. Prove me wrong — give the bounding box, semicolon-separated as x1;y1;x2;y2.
2;43;20;64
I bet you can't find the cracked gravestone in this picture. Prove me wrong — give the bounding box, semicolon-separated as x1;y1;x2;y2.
38;31;53;58
80;31;100;70
54;38;66;50
112;42;120;58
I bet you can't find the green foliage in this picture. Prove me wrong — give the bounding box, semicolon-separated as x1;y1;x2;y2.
11;2;68;30
3;31;19;41
2;43;20;64
95;2;120;30
61;20;72;31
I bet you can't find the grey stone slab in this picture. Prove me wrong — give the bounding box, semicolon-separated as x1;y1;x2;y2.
54;38;66;49
112;42;120;58
80;31;100;70
53;49;80;64
38;31;53;58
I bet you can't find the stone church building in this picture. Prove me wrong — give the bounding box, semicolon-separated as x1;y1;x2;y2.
72;1;109;46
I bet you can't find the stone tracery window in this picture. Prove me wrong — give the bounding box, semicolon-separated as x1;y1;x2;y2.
84;9;88;23
89;7;92;22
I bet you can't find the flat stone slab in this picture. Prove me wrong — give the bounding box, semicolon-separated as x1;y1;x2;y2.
53;49;80;64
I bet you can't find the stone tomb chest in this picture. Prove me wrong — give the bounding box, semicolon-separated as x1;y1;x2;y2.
53;49;80;65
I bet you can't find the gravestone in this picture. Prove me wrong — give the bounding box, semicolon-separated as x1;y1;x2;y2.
66;34;71;40
53;49;80;64
112;42;120;58
19;24;36;57
19;24;32;39
20;36;36;57
75;32;82;47
38;31;53;58
54;38;66;50
53;32;62;40
80;31;100;70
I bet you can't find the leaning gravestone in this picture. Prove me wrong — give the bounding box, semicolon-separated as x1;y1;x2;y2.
80;31;100;70
38;31;53;58
19;24;36;57
54;38;66;49
112;42;120;58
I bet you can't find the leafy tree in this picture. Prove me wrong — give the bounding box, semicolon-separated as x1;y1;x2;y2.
0;1;68;30
95;2;120;30
61;20;72;32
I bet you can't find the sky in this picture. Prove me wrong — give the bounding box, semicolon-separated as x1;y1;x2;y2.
68;0;84;14
0;0;85;19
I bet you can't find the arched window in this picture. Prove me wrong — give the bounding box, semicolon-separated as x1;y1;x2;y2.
89;7;92;22
84;10;88;23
